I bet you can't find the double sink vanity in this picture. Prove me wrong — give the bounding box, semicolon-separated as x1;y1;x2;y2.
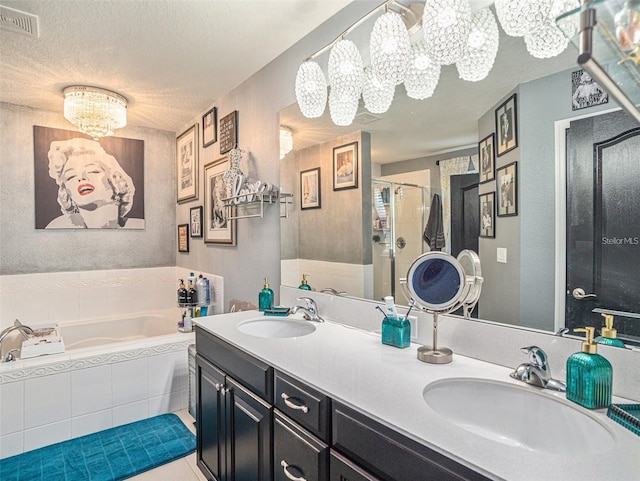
194;303;639;481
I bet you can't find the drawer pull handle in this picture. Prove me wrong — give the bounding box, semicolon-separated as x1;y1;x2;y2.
281;393;309;413
280;460;307;481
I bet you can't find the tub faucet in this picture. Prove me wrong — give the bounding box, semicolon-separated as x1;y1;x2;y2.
291;297;324;323
510;346;566;392
320;287;346;296
0;322;35;362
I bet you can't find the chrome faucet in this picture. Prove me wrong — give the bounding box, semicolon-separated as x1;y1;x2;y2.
320;287;346;296
291;297;324;323
510;346;566;392
0;321;35;362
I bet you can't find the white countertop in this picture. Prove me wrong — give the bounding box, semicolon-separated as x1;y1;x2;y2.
195;310;640;481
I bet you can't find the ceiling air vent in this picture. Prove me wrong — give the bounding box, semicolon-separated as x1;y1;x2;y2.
0;5;39;38
354;110;382;125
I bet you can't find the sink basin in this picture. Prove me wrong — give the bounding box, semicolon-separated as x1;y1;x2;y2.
237;318;316;339
423;378;615;455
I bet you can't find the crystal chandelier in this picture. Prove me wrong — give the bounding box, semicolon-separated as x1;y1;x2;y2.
279;126;293;160
524;0;580;58
404;40;441;100
363;67;395;114
63;86;127;140
329;87;359;126
456;8;500;82
369;10;411;86
422;0;472;65
295;60;327;118
328;39;364;98
495;0;554;37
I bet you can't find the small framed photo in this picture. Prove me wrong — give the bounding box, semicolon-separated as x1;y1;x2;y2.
572;69;608;111
177;124;198;202
300;167;321;210
479;133;495;183
178;224;189;252
495;94;517;156
204;156;236;245
190;206;203;238
202;107;217;148
219;110;238;155
333;141;358;191
497;161;518;217
479;192;495;238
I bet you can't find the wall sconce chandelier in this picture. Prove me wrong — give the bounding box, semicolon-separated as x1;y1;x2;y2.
295;0;578;126
63;86;127;140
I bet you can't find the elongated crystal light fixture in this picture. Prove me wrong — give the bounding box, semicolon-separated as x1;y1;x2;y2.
495;0;554;37
370;10;411;85
295;60;327;118
456;8;500;81
422;0;472;65
404;40;441;100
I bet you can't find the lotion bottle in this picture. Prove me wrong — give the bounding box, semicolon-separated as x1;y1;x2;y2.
259;277;274;312
566;327;612;409
594;313;626;348
177;279;188;307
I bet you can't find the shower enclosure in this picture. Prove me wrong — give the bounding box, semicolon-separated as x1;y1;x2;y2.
372;179;428;301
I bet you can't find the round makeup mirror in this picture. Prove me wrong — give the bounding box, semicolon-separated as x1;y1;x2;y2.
457;249;483;319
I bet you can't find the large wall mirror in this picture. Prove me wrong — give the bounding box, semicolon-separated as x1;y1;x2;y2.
280;2;640;347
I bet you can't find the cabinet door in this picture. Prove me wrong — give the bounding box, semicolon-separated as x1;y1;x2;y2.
226;376;273;481
274;412;328;481
196;355;227;481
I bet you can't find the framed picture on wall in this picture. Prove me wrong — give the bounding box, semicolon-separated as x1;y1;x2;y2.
495;94;517;156
300;167;321;210
204;156;236;245
497;161;518;217
177;124;198;202
479;133;495;183
202;107;217;148
333;141;358;191
479;192;495;238
178;224;189;252
190;206;203;238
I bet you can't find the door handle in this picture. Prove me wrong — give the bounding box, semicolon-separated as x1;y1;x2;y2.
572;288;597;300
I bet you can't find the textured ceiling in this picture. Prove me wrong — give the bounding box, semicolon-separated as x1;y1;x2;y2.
0;0;354;133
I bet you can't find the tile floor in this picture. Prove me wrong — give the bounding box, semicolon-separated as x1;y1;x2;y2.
129;409;207;481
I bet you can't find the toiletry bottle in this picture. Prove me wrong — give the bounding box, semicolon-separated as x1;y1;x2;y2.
187;279;197;305
566;327;612;409
299;274;312;290
184;307;193;331
196;274;208;306
259;277;274;311
384;296;399;319
595;313;626;348
177;279;188;307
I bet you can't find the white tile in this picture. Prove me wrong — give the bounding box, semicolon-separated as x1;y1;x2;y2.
134;283;158;312
0;380;24;435
112;358;148;406
24;372;71;429
148;352;188;397
18;289;50;324
47;287;80;323
156;281;178;310
131;457;201;481
77;287;108;320
71;364;112;417
106;286;134;316
148;392;182;417
71;409;112;438
112;400;148;427
0;431;23;459
23;419;71;452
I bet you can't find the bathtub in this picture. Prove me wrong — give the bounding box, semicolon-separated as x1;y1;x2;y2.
0;308;195;459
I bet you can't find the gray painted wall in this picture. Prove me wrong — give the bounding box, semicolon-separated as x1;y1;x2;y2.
0;103;176;274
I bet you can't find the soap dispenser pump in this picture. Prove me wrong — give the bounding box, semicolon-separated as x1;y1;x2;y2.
595;313;626;348
299;274;312;291
259;277;274;312
566;327;612;409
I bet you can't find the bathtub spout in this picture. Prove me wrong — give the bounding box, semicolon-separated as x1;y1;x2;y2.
0;324;35;362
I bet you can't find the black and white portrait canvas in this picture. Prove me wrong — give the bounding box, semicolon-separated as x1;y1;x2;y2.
204;157;235;245
34;126;145;229
572;69;609;111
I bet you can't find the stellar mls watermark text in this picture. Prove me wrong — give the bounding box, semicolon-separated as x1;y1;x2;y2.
602;237;639;245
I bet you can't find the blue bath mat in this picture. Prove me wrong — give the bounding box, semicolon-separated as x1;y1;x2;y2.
0;413;196;481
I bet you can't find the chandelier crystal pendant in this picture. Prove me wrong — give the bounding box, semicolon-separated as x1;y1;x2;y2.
63;86;127;140
422;0;472;65
363;67;395;114
404;40;441;100
279;126;293;160
524;0;580;58
295;60;327;118
456;8;500;82
329;87;359;126
328;39;365;98
370;11;411;86
495;0;554;37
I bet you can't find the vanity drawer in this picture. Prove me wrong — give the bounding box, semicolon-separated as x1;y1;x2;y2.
274;411;329;481
329;450;381;481
275;370;331;441
196;326;273;402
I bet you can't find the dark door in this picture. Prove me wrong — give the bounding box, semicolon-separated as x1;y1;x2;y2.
197;355;227;481
565;110;640;342
450;173;479;257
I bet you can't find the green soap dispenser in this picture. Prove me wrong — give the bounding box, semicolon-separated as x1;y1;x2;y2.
259;277;274;312
299;274;312;290
595;313;626;348
566;327;612;409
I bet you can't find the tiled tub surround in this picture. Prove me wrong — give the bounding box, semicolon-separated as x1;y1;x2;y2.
196;309;640;481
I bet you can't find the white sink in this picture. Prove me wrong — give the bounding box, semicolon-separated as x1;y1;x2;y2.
237;317;316;338
423;378;615;455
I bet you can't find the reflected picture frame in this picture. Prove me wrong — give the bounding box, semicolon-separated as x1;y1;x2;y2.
479;133;495;183
190;206;203;238
495;94;518;157
204;156;236;245
333;141;358;191
176;124;198;202
479;192;495;238
178;224;189;252
202;107;217;148
496;161;518;217
300;167;321;210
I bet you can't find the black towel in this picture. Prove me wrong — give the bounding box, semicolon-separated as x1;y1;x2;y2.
423;193;445;251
